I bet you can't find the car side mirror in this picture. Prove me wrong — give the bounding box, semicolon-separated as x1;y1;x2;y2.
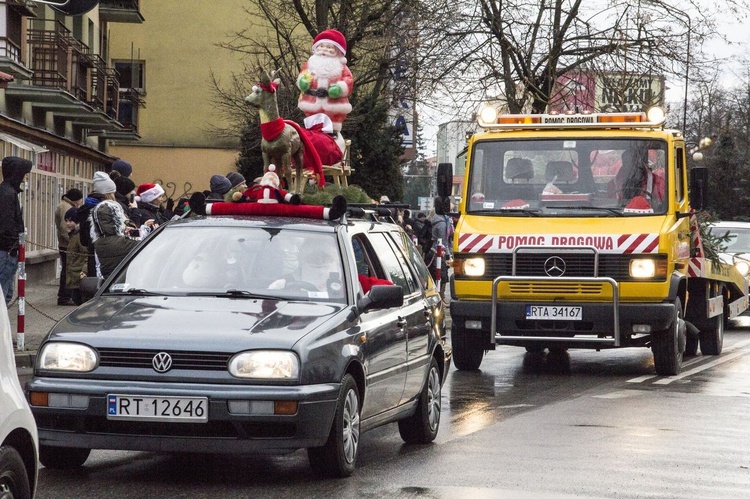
80;276;103;301
357;285;403;313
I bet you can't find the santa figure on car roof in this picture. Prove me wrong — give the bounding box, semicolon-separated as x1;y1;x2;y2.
296;29;353;134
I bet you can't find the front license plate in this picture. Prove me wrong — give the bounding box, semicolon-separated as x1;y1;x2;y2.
107;395;208;422
525;305;582;321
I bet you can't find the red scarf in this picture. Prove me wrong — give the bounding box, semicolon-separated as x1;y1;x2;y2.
260;118;285;141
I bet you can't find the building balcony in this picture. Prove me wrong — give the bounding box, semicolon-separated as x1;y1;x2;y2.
98;0;144;23
0;1;37;80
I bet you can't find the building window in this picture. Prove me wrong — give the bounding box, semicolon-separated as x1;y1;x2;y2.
114;60;145;92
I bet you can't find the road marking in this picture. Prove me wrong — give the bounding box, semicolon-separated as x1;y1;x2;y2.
626;338;750;384
654;349;748;384
594;390;642;399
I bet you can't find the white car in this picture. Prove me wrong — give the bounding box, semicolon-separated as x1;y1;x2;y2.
0;291;38;498
707;221;750;277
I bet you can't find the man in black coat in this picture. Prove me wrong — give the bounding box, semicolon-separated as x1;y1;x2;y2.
0;156;32;305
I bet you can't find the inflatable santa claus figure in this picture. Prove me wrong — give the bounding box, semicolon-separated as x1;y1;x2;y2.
297;29;353;134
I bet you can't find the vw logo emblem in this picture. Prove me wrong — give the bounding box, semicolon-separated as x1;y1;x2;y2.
544;256;566;277
152;352;173;373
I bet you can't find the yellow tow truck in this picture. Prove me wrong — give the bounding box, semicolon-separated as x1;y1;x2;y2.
440;106;749;375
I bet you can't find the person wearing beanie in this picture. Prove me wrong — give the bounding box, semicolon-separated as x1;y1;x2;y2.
209;174;232;200
54;187;85;305
92;171;116;196
111;158;133;178
76;172;116;278
224;172;248;202
64;207;86;305
91;200;141;279
296;29;353;132
0;156;32;306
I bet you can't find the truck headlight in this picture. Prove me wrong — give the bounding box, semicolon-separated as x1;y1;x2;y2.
38;342;98;372
630;258;656;278
462;257;486;277
734;260;750;277
229;351;299;379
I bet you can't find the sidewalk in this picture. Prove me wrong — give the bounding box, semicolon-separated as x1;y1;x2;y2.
10;279;73;368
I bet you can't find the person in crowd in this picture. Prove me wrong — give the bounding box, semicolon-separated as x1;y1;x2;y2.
0;156;33;306
224;172;247;202
110;158;133;178
429;196;453;296
133;183;173;226
78;171;117;278
64;207;86;306
111;172;136;217
54;188;83;305
91;200;142;279
208;174;232;201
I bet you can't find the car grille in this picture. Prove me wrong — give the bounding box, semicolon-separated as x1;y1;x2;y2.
460;253;666;281
97;348;232;371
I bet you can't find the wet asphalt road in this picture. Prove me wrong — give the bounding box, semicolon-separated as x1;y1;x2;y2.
27;322;750;498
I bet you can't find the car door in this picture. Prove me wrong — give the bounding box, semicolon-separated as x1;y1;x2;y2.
354;234;408;419
368;232;431;406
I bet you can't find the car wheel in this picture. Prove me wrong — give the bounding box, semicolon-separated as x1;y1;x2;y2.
651;297;685;376
451;324;484;371
398;357;441;444
39;445;90;470
0;446;31;499
308;374;360;478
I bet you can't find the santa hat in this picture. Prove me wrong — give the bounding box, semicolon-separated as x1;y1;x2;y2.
502;199;530;209
136;183;165;204
260;165;281;188
623;195;654;214
312;29;347;55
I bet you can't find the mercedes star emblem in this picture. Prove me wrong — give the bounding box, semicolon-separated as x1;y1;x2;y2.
544;256;566;277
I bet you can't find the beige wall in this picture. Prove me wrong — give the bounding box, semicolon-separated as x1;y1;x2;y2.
108;145;239;199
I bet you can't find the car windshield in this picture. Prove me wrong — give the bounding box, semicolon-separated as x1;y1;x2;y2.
709;225;750;255
467;138;669;216
105;225;346;303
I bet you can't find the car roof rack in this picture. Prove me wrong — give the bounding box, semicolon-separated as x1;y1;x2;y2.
342;203;409;224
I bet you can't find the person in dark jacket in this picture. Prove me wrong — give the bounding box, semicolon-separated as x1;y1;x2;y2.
91;200;141;279
78;171;117;277
0;156;32;305
132;183;173;226
64;207;87;306
54;188;83;305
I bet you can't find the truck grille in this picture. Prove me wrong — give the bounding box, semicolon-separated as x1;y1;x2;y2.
97;348;232;371
460;253;666;281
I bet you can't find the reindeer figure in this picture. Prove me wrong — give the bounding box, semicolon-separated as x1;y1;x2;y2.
245;69;305;194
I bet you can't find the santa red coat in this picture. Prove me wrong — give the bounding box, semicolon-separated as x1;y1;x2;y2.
242;184;294;204
297;61;354;125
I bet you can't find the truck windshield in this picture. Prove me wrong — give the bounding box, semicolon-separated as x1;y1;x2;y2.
466;138;669;216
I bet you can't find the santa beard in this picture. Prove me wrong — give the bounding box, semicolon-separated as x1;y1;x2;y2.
308;53;345;80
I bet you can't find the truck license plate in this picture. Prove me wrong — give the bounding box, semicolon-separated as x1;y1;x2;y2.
107;395;208;422
526;305;582;320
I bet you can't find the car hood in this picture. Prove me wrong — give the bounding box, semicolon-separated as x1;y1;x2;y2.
45;296;345;352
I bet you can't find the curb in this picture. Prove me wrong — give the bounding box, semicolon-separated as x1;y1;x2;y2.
15;351;37;368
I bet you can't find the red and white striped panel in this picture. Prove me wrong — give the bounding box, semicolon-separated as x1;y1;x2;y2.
457;233;659;254
687;257;704;277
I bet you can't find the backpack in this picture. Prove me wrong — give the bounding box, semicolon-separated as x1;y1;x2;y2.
416;219;432;249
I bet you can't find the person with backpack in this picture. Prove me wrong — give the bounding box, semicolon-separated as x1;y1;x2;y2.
429;197;452;296
413;212;432;255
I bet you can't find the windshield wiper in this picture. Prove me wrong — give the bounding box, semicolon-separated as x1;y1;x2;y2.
186;289;279;300
473;208;541;216
111;288;162;296
551;206;624;216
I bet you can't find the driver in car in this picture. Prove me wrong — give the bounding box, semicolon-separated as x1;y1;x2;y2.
269;247;343;297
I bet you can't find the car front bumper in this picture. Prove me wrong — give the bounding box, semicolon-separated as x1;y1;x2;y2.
27;377;339;454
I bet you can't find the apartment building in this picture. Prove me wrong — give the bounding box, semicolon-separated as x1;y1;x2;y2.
0;0;144;281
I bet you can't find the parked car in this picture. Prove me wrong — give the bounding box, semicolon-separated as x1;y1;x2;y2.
26;210;450;477
0;289;38;498
707;221;750;277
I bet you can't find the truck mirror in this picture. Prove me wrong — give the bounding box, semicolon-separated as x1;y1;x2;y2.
437;163;452;199
689;166;708;211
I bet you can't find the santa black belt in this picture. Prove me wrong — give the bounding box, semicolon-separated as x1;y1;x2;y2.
305;88;329;97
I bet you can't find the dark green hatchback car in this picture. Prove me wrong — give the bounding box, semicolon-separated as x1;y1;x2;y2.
26;209;450;477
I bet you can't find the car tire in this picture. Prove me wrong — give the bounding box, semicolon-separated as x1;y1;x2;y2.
39;445;90;470
0;446;31;499
451;324;484;371
651;298;685;376
398;357;441;444
308;374;360;478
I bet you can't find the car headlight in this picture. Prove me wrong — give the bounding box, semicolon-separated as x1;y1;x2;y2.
735;259;750;277
462;257;485;277
629;258;656;278
228;351;299;379
38;342;98;372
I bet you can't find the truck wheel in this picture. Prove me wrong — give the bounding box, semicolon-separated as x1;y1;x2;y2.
451;324;484;370
651;298;685;376
700;308;724;356
39;445;90;469
684;333;699;357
